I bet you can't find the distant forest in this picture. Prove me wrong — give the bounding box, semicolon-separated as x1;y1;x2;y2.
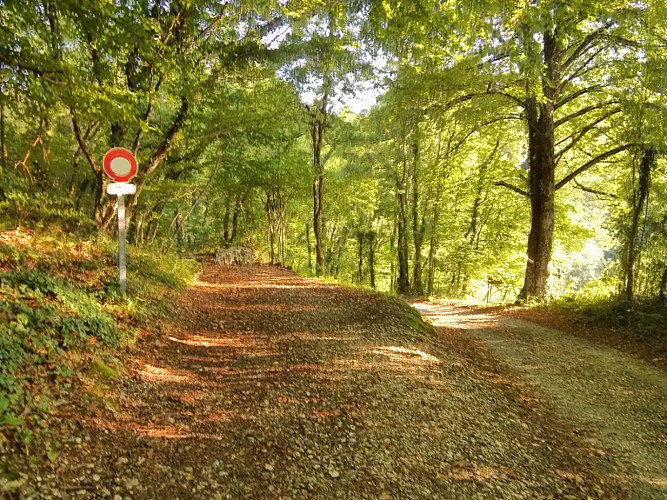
1;0;666;302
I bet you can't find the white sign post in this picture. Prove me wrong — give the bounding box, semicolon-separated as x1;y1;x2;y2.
117;194;128;295
103;148;138;296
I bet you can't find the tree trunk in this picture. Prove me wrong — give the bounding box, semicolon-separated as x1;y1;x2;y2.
230;194;242;244
223;194;231;242
310;115;326;277
146;205;164;245
357;231;364;284
306;222;313;274
133;209;147;246
519;31;560;300
368;231;376;289
411;134;424;296
278;194;285;266
396;151;411;295
624;148;655;302
266;190;277;265
332;227;348;279
659;265;667;304
427;206;439;296
520;103;556;299
93;171;116;233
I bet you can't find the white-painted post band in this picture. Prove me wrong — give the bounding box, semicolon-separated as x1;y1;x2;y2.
118;195;127;295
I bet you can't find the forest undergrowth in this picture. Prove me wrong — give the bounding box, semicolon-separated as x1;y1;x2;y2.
0;221;197;457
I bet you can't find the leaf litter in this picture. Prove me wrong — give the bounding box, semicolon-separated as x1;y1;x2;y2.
3;265;644;498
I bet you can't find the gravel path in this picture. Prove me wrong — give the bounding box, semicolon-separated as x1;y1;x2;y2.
10;266;640;498
414;301;667;499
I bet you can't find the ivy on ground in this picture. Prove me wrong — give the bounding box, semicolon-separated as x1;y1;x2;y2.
0;228;197;449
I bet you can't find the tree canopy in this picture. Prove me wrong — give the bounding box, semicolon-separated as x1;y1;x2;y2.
2;0;666;302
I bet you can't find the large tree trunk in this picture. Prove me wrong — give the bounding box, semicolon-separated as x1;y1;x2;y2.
623;148;654;301
659;265;667;303
520;101;556;299
519;32;559;300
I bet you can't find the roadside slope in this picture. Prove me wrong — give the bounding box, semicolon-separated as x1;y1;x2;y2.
415;301;667;499
9;266;629;498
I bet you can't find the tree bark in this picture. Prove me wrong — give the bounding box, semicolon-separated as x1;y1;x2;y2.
659;265;667;304
230;194;243;244
306;222;313;274
519;31;560;300
311;117;325;276
368;231;376;289
278;192;285;266
624;148;654;302
411;133;424;296
223;194;231;242
390;221;397;293
396;142;411;295
427;206;439;296
332;227;348;279
266;191;276;265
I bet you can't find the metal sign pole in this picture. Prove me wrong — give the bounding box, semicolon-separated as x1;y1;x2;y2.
117;194;127;295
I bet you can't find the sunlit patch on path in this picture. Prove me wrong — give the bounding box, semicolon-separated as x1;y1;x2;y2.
412;301;497;329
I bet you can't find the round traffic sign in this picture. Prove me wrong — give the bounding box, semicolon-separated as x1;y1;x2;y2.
103;147;138;182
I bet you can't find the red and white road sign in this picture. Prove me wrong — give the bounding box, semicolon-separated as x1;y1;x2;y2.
103;147;138;182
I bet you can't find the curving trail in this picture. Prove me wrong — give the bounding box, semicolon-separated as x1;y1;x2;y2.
15;266;654;498
414;301;667;499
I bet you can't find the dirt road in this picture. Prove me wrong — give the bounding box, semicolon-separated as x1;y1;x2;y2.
414;301;667;499
11;266;665;498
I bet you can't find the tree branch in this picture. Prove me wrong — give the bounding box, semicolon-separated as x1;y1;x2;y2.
141;96;189;181
555;101;617;128
560;47;605;91
494;180;529;197
70;111;101;175
555;108;622;163
573;178;617;199
562;24;612;73
555;85;603;110
555;144;633;190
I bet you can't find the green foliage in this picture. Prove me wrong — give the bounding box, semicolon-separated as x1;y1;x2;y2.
0;227;196;449
543;293;667;335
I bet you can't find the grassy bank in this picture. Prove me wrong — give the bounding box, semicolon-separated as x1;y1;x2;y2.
0;226;197;451
508;296;667;368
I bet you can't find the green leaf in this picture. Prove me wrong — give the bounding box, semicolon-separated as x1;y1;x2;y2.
0;414;23;427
